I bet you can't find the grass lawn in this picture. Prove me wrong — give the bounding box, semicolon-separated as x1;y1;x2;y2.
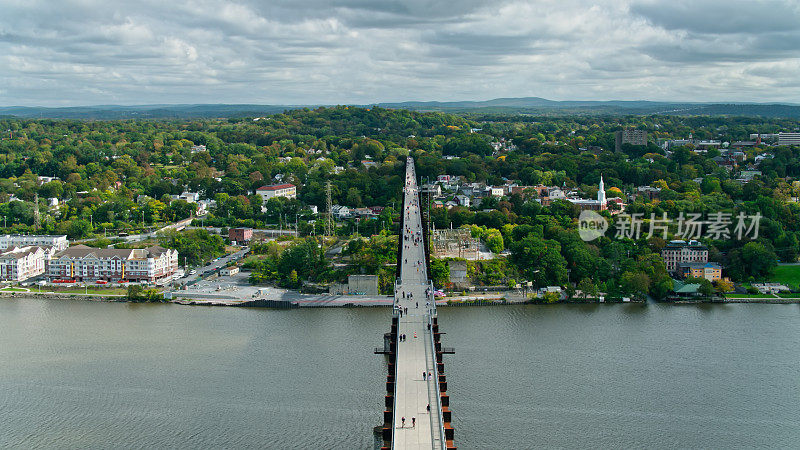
49;287;129;296
769;265;800;288
725;293;777;298
0;287;29;292
778;293;800;298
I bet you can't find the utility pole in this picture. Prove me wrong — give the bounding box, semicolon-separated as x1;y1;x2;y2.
325;181;334;237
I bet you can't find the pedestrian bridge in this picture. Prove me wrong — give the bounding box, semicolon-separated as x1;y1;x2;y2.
378;157;455;450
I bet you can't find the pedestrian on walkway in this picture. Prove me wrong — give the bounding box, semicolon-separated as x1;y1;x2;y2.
428;371;432;379
416;302;418;308
427;404;430;413
401;417;405;428
412;417;415;427
422;371;426;380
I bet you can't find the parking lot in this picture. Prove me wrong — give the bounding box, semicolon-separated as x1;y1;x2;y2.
176;270;281;299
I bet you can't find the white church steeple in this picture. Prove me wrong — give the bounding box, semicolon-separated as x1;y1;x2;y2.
598;174;606;206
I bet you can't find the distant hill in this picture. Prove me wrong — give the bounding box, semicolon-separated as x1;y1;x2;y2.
2;98;800;119
0;104;303;120
376;98;800;118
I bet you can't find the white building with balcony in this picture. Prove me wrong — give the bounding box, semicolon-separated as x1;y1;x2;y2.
0;246;47;281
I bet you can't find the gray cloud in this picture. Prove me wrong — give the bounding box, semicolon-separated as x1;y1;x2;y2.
630;0;800;34
1;0;799;105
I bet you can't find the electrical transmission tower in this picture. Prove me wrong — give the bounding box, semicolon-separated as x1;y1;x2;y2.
325;181;334;237
33;193;40;231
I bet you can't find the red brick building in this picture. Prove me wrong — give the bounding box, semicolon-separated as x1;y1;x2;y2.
229;227;253;243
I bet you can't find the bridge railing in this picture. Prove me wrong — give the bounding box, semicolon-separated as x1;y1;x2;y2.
391;325;399;446
427;280;446;448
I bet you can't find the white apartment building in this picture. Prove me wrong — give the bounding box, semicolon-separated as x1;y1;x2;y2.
0;246;47;281
0;234;69;253
256;183;297;202
48;245;178;282
489;186;505;197
172;192;200;203
778;132;800;146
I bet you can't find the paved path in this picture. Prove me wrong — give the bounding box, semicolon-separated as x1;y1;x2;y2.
393;158;444;449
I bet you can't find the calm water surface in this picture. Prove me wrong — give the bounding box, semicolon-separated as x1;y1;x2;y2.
1;298;798;448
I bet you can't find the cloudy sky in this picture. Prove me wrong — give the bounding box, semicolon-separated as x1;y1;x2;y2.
2;0;800;106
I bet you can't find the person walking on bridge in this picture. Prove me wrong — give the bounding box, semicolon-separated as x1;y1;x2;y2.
401;417;405;428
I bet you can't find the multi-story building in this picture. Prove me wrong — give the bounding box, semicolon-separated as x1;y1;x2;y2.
228;227;253;244
504;185;536;198
0;246;47;281
421;183;442;196
635;186;661;201
331;205;351;219
256;183;297;202
661;240;709;272
174;192;200;203
489;186;505;197
677;262;722;282
0;234;68;253
47;245;178;283
615;128;648;151
778;132;800;146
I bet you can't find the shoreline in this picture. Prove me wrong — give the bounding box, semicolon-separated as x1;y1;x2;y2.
2;291;799;307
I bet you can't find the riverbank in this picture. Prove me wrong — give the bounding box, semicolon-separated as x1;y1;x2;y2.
0;291;126;302
3;290;800;307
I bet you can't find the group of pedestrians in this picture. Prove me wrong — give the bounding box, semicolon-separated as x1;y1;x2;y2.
400;416;416;428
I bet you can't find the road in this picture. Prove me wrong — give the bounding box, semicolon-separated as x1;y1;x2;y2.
174;246;250;286
185;226;298;237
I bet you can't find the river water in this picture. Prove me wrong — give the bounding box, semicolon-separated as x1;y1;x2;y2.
1;298;798;448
